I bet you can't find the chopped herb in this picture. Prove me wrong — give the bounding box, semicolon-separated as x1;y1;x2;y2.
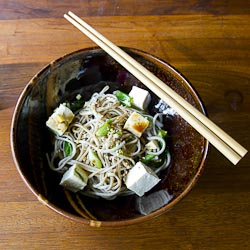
89;149;102;168
96;119;112;137
69;98;85;112
113;90;133;107
125;136;134;143
142;154;156;163
115;129;122;136
64;141;72;156
157;129;168;139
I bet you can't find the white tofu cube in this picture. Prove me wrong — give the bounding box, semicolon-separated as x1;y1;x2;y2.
129;86;151;110
145;140;159;151
125;162;160;196
124;112;149;137
46;104;74;135
60;164;88;192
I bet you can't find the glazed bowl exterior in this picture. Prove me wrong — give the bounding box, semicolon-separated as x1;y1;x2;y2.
11;47;208;227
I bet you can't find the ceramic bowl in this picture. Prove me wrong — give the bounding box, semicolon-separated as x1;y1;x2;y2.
11;47;209;227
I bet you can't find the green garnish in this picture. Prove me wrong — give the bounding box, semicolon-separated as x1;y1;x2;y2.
89;149;102;168
125;136;134;143
157;129;168;139
96;119;112;137
115;129;122;136
64;141;72;156
69;99;85;112
157;129;168;148
142;154;156;163
113;90;133;107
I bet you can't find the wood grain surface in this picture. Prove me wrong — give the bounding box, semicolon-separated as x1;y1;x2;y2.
0;1;249;249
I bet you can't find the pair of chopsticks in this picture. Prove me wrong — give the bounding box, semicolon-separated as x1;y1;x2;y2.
64;11;247;165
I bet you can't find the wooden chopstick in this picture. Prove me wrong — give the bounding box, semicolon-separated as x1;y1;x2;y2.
64;11;247;165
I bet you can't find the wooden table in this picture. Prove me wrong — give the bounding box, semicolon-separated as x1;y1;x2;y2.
1;1;249;249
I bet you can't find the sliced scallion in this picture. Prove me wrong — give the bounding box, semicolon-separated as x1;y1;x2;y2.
64;141;72;156
113;90;133;107
96;119;112;137
89;149;102;168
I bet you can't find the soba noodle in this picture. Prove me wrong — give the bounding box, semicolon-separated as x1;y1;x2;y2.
46;86;171;199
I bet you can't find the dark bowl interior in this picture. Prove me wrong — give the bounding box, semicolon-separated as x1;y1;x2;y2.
11;47;208;227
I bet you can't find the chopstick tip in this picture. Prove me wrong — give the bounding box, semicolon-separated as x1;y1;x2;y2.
63;13;70;21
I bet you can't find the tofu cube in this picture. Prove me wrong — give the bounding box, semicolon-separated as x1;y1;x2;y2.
129;86;151;110
46;104;74;135
60;164;88;192
124;112;149;137
125;162;160;196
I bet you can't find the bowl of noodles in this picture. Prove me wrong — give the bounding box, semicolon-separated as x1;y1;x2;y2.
11;47;209;227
